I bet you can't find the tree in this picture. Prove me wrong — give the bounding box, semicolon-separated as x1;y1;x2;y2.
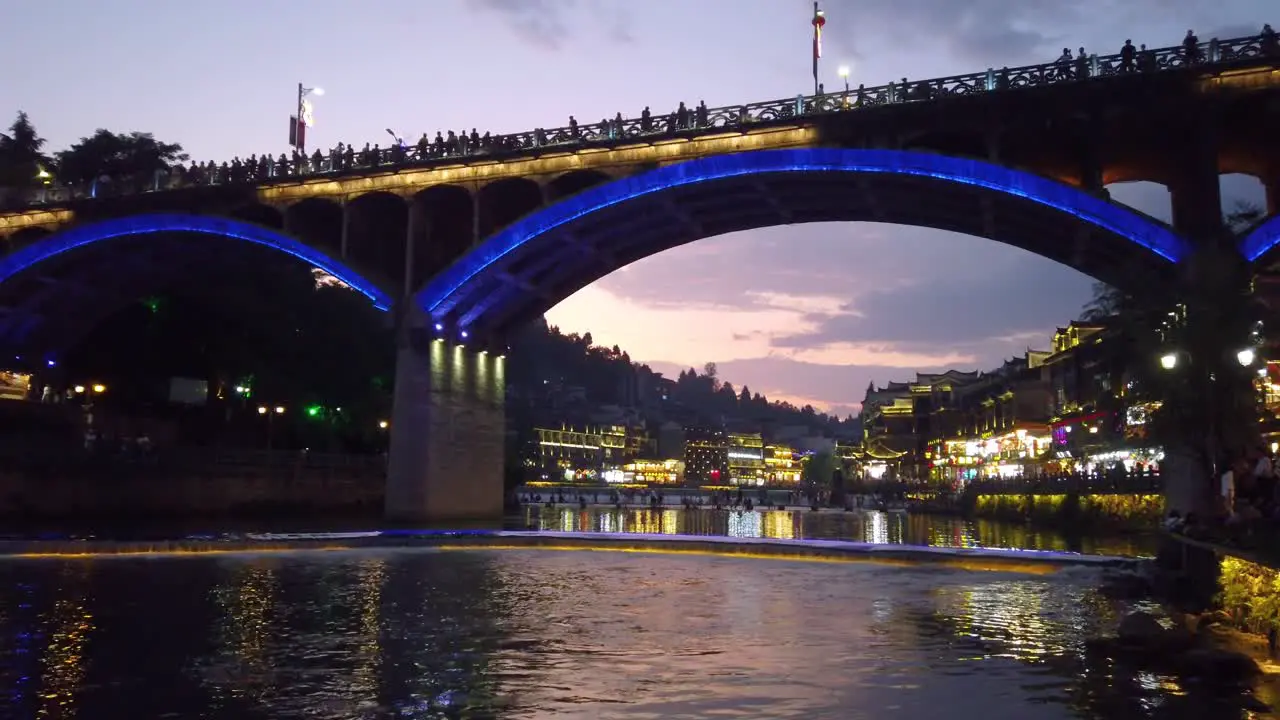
1080;212;1266;513
55;129;188;190
1225;200;1265;233
802;451;838;499
0;111;49;188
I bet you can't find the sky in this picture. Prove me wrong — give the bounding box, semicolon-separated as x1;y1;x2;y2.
3;0;1273;418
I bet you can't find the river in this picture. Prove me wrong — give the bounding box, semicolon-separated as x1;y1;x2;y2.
0;511;1268;719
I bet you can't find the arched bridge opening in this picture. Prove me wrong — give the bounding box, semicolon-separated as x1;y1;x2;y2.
414;148;1188;340
0;213;394;367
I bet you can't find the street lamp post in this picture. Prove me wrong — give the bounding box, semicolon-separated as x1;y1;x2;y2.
838;65;851;107
258;405;286;452
293;83;323;155
1159;345;1258;494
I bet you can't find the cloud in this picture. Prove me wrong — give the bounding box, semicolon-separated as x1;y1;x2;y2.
821;0;1274;70
779;342;976;368
472;0;633;51
821;0;1077;66
474;0;571;49
771;252;1092;352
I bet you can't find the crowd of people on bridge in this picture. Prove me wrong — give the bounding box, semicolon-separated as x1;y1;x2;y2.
168;100;719;187
15;25;1279;208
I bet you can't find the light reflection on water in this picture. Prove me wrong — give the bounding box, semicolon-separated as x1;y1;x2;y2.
0;548;1268;719
525;506;1158;558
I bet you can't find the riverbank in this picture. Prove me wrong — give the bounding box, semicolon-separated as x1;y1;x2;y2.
956;490;1165;531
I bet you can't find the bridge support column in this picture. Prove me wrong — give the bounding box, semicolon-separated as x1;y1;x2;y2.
339;201;351;259
1167;124;1224;241
403;202;423;298
385;309;505;523
1266;174;1279;217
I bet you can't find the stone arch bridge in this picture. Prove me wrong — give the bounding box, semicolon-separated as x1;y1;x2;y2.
0;31;1277;520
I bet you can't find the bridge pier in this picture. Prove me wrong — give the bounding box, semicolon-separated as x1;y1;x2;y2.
1167;125;1224;242
384;308;505;523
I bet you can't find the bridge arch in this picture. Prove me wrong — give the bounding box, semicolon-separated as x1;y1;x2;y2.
1240;214;1280;267
0;213;393;362
414;148;1188;337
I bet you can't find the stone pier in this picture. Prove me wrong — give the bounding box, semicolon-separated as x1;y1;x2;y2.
385;317;505;523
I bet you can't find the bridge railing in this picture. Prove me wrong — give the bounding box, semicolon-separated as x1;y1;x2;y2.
7;31;1277;212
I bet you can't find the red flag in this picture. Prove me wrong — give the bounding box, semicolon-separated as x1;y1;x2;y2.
813;10;824;61
811;3;826;93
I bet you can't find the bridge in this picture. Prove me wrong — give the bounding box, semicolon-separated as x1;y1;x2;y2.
0;30;1278;522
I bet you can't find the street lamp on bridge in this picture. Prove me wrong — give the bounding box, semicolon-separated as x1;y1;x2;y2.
291;84;324;154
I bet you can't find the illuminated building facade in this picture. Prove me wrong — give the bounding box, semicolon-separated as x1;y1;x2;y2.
618;458;684;485
1036;323;1162;474
683;427;728;486
926;353;1054;483
764;445;803;485
931;425;1053;483
860;370;985;481
532;424;650;482
727;432;765;485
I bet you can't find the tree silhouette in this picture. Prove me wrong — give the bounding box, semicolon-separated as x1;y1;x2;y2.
1080;206;1267;511
55;129;187;190
0;111;49;188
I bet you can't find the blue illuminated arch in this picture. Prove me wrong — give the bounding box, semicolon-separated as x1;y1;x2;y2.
0;213;393;310
1240;214;1280;264
415;148;1187;324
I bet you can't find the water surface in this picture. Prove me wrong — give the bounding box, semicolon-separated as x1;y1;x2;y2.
523;506;1158;557
0;547;1266;719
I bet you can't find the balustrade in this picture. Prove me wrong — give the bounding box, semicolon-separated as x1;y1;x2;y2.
7;31;1277;212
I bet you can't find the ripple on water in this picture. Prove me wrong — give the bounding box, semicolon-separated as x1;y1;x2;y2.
0;547;1264;719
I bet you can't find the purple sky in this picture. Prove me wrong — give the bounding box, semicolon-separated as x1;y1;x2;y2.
5;0;1272;417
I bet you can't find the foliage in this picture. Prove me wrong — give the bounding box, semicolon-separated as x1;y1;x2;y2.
973;492;1162;527
1077;493;1165;525
1080;208;1267;489
0;111;49;188
801;451;838;488
506;318;857;437
65;265;394;451
54;129;187;189
1217;556;1280;635
1225;200;1265;233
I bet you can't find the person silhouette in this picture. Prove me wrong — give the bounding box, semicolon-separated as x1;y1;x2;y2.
1183;29;1201;62
1262;24;1279;56
1120;39;1136;71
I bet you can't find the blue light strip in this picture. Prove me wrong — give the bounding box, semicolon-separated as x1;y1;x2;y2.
415;149;1188;323
1240;214;1280;264
0;213;394;311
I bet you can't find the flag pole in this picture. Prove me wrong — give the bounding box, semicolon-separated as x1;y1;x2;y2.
812;2;825;96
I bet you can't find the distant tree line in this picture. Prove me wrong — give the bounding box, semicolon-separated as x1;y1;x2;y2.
506;318;857;437
0;111;187;193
